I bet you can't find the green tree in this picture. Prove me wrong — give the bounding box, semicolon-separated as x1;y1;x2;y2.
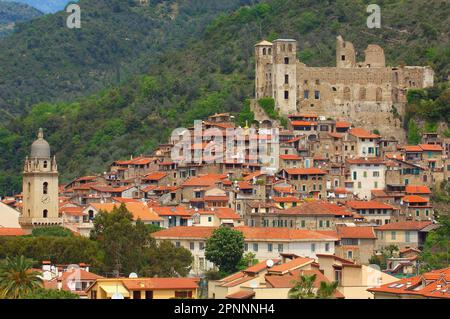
0;256;42;299
205;227;244;274
316;281;339;299
288;273;317;299
141;241;193;277
420;215;450;271
22;288;79;299
31;226;74;237
407;119;421;145
237;252;258;270
90;204;154;277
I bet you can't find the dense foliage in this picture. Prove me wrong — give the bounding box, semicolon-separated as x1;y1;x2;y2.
0;1;42;37
31;226;75;237
21;287;79;299
205;227;244;274
0;255;42;299
0;0;449;194
0;205;193;277
420;214;450;272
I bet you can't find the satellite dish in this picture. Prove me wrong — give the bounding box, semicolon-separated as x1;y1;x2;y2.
129;272;138;278
266;259;274;268
111;293;124;300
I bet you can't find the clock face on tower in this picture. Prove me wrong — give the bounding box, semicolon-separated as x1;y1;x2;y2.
41;195;50;204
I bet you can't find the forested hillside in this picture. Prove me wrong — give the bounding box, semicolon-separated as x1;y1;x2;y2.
0;1;42;36
0;0;256;116
0;0;449;195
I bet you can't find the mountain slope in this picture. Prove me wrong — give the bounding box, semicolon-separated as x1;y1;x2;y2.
0;0;449;195
0;1;42;36
1;0;74;13
0;0;256;117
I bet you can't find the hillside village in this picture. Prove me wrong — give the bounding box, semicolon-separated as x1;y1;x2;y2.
0;36;449;300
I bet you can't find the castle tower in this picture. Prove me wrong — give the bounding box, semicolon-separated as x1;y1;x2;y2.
272;39;298;115
336;36;356;68
364;44;385;68
255;40;274;100
19;128;61;234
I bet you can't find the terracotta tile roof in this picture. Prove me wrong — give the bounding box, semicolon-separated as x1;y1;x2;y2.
328;132;344;138
368;267;450;299
405;185;431;194
282;168;327;175
404;145;423;152
60;206;85;216
182;174;227;187
376;221;432;231
244;259;281;274
98;277;200;290
213;208;241;220
243;171;265;181
279;154;302;160
203;196;228;202
335;121;351;128
0;228;26;236
60;268;104;282
346;157;385;165
291;121;318;126
111;197;141;203
225;290;255;299
419;144;443;152
346;200;395;210
151;206;193;217
284;136;304;144
268;257;314;274
152;226;338;241
279;201;353;217
273;185;297;194
371;189;390;197
402;195;428;203
336;226;376;239
349;128;380;139
142;172;167;181
238;181;254;190
90;202;162;221
272;196;301;203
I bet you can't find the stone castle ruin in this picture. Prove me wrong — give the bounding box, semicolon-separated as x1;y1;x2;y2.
254;36;434;141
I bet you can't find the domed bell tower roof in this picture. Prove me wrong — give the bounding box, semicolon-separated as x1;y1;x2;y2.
31;128;51;158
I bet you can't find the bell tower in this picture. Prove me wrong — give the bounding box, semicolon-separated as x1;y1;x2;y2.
19;128;61;234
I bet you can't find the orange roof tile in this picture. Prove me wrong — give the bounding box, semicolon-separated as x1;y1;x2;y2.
402;195;428;203
376;221;432;231
346;200;395;210
336;226;376;239
291;121;318;126
405;185;431;194
142;172;167;181
90;202;162;221
335;121;351;128
268;257;314;274
349;128;380;139
282;168;327;175
0;228;25;236
419;144;443;152
279;154;302;160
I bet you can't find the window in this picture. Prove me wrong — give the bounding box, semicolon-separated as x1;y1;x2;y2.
145;291;153;299
311;243;316;252
304;90;309;99
43;209;48;218
373;171;380;177
244;243;248;251
425;210;429;216
326;220;330;228
285;74;289;84
208;216;212;222
43;161;48;168
363;171;367;178
353;172;357;180
175;242;180;247
347;251;353;259
405;231;411;243
268;243;273;252
391;231;396;240
319;220;323;228
341;55;346;61
278;244;283;252
416;210;420;217
284;57;289;64
190;242;195;250
284;91;289;99
301;220;306;228
358;182;362;189
43;182;48;195
199;242;205;250
314;90;320;99
374;182;378;188
133;291;141;299
253;243;259;252
325;243;330;252
262;48;266;55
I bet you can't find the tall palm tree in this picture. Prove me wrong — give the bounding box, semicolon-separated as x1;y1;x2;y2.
0;256;43;299
288;274;317;299
317;280;339;299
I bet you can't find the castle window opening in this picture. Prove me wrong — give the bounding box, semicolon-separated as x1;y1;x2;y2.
314;91;320;100
285;74;289;84
341;55;346;61
43;161;48;168
43;210;48;218
43;182;48;195
284;57;289;64
284;91;289;99
332;87;337;92
304;90;309;99
262;48;266;55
